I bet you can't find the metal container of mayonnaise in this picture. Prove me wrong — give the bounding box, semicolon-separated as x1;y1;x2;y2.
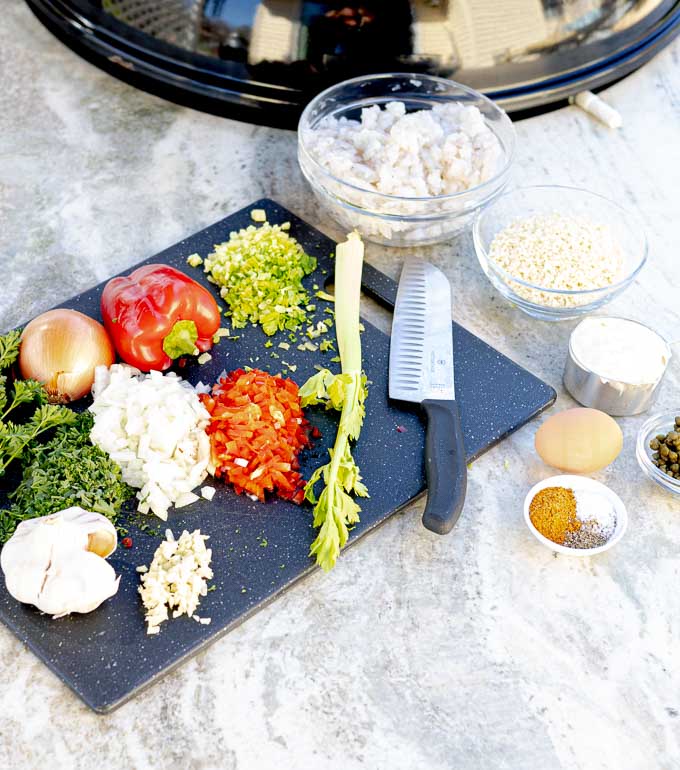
564;316;671;416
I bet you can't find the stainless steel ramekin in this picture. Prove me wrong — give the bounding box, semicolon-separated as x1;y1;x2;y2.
563;317;671;416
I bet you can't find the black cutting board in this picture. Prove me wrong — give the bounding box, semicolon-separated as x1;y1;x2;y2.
0;199;556;713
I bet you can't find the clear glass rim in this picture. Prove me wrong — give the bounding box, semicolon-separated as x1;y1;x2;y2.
473;184;648;296
636;411;680;491
297;72;516;205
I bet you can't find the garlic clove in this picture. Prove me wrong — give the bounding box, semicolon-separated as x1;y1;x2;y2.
0;514;74;580
4;563;49;607
87;530;116;559
38;551;120;618
56;507;118;558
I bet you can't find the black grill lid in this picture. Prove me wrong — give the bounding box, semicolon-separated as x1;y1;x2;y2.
26;0;680;127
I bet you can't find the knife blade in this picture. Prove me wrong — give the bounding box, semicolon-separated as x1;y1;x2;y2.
389;259;467;535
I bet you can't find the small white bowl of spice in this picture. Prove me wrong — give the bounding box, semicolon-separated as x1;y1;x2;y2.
523;475;628;556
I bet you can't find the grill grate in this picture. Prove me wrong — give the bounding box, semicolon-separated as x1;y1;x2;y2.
102;0;203;50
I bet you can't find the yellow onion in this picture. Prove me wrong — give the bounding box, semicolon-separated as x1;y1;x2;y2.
19;309;115;403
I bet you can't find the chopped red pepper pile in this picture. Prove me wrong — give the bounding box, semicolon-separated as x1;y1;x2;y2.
201;369;314;504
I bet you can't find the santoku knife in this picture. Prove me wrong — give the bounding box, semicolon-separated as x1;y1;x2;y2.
389;259;467;535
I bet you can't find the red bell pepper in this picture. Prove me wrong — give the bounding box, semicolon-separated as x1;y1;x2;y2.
101;264;221;372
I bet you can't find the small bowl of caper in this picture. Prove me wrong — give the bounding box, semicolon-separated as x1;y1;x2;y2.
636;412;680;495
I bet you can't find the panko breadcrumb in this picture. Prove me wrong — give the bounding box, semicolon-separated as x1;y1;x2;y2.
488;212;624;308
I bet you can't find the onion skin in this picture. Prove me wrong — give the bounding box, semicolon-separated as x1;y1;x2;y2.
19;309;116;403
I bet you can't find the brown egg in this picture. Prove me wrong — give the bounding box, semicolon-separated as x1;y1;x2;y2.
535;408;623;473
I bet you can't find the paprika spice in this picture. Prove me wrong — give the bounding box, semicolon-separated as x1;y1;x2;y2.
529;486;580;545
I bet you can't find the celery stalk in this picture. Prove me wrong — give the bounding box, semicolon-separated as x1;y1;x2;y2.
299;232;369;571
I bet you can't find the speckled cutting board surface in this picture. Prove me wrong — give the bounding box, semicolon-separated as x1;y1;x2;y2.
0;199;556;713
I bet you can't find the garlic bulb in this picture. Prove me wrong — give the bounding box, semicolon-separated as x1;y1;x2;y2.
0;507;120;618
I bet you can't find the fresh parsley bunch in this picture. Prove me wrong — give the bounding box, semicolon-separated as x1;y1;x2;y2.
0;330;76;477
4;412;134;543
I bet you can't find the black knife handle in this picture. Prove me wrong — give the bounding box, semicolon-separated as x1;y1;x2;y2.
421;399;468;535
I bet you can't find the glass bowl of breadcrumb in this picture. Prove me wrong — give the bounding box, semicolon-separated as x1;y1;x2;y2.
473;185;647;321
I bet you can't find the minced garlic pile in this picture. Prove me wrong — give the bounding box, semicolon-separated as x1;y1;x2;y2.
488;212;624;308
137;529;213;635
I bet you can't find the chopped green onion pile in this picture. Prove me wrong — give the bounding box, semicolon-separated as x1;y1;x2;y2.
203;222;317;336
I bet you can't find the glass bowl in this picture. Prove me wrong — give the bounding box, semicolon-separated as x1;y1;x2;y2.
297;73;515;247
473;186;648;321
636;411;680;496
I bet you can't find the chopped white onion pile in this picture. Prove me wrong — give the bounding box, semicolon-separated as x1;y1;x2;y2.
89;364;211;521
137;528;213;635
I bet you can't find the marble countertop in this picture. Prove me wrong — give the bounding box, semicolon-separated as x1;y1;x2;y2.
2;2;680;768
